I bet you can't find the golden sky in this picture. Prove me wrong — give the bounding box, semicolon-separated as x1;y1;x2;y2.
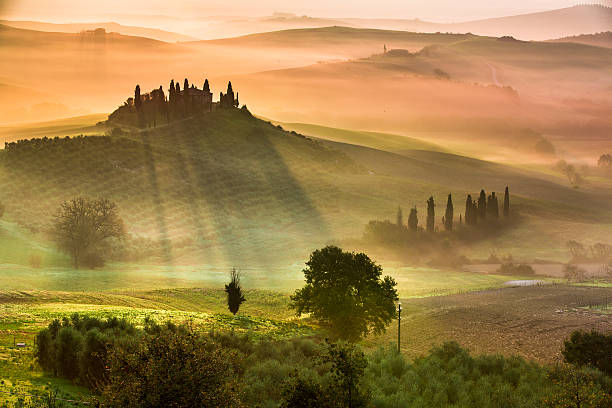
1;0;599;22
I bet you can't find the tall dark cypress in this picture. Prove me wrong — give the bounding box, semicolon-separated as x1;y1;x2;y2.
465;195;471;225
492;192;499;219
184;78;189;91
444;194;453;231
203;79;210;93
408;207;418;231
396;206;403;226
426;196;435;233
503;186;510;217
478;190;487;220
134;85;141;111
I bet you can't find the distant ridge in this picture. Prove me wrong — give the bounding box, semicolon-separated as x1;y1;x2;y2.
548;31;612;49
0;20;198;42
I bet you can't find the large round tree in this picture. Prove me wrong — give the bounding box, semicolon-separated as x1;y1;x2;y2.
290;246;398;342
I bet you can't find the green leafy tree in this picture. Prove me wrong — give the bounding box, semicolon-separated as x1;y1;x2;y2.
408;207;418;231
562;330;612;376
426;196;435;232
225;268;246;315
323;341;370;408
444;194;453;231
53;197;125;268
102;327;244;408
290;246;398;341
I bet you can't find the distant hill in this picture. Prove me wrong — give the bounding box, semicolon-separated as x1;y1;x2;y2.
548;31;612;49
191;26;474;56
0;20;199;43
178;5;612;41
228;34;612;143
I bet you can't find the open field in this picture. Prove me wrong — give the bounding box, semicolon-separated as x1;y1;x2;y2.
0;277;606;405
370;284;612;364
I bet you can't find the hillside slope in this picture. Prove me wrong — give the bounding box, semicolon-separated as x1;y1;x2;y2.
2;110;611;267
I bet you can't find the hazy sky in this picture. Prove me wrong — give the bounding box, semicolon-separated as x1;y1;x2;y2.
2;0;607;22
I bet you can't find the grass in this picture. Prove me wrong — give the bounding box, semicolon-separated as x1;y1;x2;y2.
0;287;315;406
270;121;445;154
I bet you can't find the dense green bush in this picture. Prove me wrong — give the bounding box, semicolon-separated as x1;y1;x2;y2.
562;330;612;376
35;314;140;389
498;263;535;275
101;325;244;408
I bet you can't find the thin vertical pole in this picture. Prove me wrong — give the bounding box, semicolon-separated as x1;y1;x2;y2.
397;303;401;353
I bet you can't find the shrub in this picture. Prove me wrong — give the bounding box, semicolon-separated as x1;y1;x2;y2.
101;326;244;408
497;263;535;275
563;264;587;282
562;331;612;376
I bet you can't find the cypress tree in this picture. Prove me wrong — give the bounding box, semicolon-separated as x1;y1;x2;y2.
227;81;233;94
444;194;453;231
134;85;141;111
426;196;435;233
183;78;189;91
465;195;472;226
408;207;418;231
492;192;499;218
203;79;210;93
396;206;403;227
504;186;510;217
478;190;487;220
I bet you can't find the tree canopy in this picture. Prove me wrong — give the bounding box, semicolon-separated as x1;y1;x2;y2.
53;197;125;268
290;246;398;341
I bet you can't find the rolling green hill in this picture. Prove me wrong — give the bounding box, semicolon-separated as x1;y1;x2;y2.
2;109;612;269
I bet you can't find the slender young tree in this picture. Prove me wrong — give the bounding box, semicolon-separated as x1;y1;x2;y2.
504;186;510;217
426;196;435;233
444;194;453;231
396;206;403;227
478;190;487;220
225;268;246;315
408;207;418;231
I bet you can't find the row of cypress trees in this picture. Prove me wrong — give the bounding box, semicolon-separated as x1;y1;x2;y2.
398;186;511;233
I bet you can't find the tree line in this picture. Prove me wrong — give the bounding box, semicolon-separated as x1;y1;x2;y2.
398;186;511;234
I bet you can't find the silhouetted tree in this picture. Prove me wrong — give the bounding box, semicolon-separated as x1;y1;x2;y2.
183;78;189;91
203;79;210;93
478;190;487;220
134;85;141;111
235;92;239;107
290;246;398;341
53;198;125;269
490;192;499;219
465;195;477;226
224;268;246;315
444;194;453;231
408;207;418;231
396;207;403;227
426;196;435;233
503;186;510;217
